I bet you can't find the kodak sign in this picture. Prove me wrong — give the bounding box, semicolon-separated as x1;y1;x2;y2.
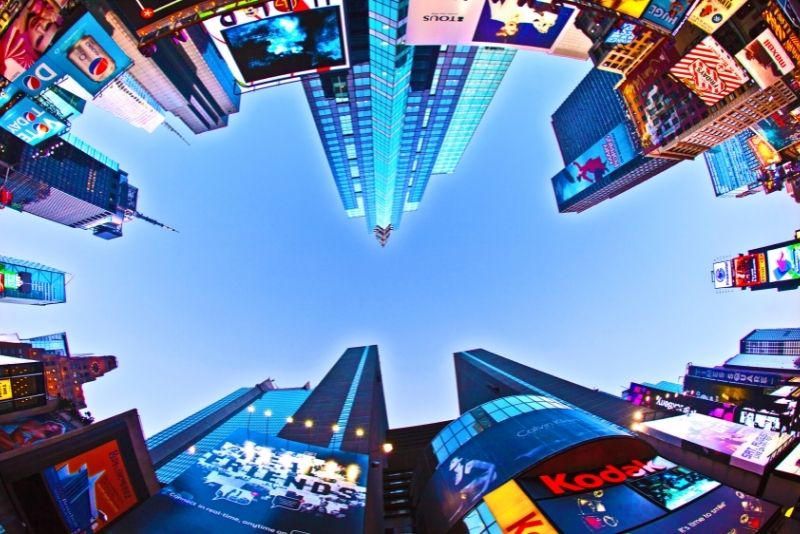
538;458;667;496
484;480;557;534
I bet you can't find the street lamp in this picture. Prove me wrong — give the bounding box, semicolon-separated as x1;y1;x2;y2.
331;423;340;433
355;427;365;437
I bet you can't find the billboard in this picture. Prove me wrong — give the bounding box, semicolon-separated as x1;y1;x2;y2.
624;382;737;421
405;0;577;53
43;439;139;532
687;366;783;388
766;241;800;283
751;105;800;152
669;36;750;106
687;0;747;34
747;135;782;167
775;441;800;477
482;480;558;534
114;429;368;534
642;0;692;33
627;466;720;510
630;486;778;533
733;253;767;287
735;29;795;89
203;0;349;91
595;0;651;17
0;411;81;452
640;414;791;474
0;0;70;84
605;22;638;45
551;123;637;207
712;260;733;289
0;356;45;414
0;95;66;145
765;0;800;66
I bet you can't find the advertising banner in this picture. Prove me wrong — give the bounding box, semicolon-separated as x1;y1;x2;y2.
687;366;783;388
669;36;750;106
640;414;791;474
733;253;767;287
114;429;368;534
775;441;800;477
0;95;66;145
405;0;577;53
596;0;651;17
642;0;692;33
712;260;733;289
735;29;795;89
687;0;747;34
0;411;80;452
747;135;781;167
766;241;800;283
43;439;138;532
628;466;720;511
483;480;558;534
0;0;70;84
203;0;349;91
551;123;637;208
630;485;778;533
624;383;737;421
765;0;800;65
751;105;800;151
125;1;267;42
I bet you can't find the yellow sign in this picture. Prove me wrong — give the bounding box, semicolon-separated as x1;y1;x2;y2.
0;379;13;400
483;480;558;534
598;0;651;18
688;0;748;34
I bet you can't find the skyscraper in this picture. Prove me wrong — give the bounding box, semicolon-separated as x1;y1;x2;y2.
704;130;763;197
0;255;66;305
303;0;515;243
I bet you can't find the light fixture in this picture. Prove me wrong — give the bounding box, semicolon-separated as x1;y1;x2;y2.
382;443;393;453
264;409;272;417
331;424;340;433
304;419;314;429
286;416;294;423
247;405;255;414
355;428;365;437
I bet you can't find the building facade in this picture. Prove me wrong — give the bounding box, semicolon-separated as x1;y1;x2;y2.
704;130;764;197
0;255;65;305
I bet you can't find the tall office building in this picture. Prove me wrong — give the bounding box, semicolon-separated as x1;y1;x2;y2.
704;130;763;197
88;72;166;133
0;255;66;305
303;0;515;243
549;68;677;213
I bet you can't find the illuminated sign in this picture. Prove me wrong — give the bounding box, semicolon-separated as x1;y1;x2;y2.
736;29;795;89
766;241;800;283
551;123;637;208
605;22;638;45
0;0;70;84
713;260;733;289
596;0;651;18
0;95;66;145
483;480;558;534
0;412;78;451
688;365;783;388
129;1;267;43
203;0;349;91
537;458;669;496
751;105;800;151
776;441;800;477
747;135;781;167
642;0;691;32
628;466;720;510
765;0;800;66
625;382;738;421
0;378;11;400
687;0;747;34
405;0;578;54
733;253;767;287
669;36;750;106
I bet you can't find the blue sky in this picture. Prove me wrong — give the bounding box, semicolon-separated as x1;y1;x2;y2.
0;52;797;438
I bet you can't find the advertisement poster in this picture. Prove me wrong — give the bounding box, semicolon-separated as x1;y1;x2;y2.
482;480;558;534
0;95;66;145
747;135;781;166
551;123;637;207
669;36;750;106
0;411;79;452
630;486;778;533
712;260;732;289
406;0;577;53
43;439;138;533
751;105;800;151
733;253;767;287
687;0;747;34
640;414;790;474
627;466;720;510
596;0;651;17
765;0;800;65
624;383;737;421
114;429;368;534
642;0;692;32
203;0;349;91
0;0;70;83
736;29;795;89
766;242;800;282
775;442;800;477
537;484;666;533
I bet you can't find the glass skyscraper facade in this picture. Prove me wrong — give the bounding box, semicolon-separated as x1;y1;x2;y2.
0;256;66;305
703;131;762;197
303;0;515;242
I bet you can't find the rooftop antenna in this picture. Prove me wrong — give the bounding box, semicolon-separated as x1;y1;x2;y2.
133;211;179;233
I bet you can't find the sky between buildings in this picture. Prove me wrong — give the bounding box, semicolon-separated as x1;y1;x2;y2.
0;53;797;438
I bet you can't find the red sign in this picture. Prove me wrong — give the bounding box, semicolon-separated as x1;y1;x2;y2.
733;253;768;287
670;36;750;106
538;459;668;496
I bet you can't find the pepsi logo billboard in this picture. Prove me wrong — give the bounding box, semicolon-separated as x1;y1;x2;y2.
0;95;66;145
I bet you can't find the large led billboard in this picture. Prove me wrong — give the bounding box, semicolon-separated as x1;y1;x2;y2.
733;252;767;287
766;241;800;283
669;36;750;106
405;0;578;53
751;105;800;152
641;0;692;33
764;0;800;66
640;414;791;474
624;382;737;421
113;428;368;533
687;0;747;34
0;411;80;451
0;95;66;145
203;0;348;91
551;123;637;208
735;29;795;89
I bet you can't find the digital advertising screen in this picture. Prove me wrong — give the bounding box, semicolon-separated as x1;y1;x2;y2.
733;253;767;288
687;0;748;34
766;241;800;283
0;95;66;145
604;23;638;46
624;383;737;421
113;429;369;534
0;0;70;83
641;0;691;33
596;0;650;17
747;135;781;167
735;29;795;89
536;483;667;533
405;0;577;54
0;411;80;452
551;123;637;208
775;441;800;477
630;485;778;533
204;0;348;90
481;480;558;534
751;105;800;152
126;0;267;41
669;36;750;106
43;439;139;533
627;466;720;511
640;414;790;474
765;1;800;66
712;260;733;289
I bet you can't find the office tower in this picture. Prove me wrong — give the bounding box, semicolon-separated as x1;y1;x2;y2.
99;2;240;134
704;130;764;197
87;73;166;133
0;255;66;305
741;328;800;355
0;332;117;410
0;355;46;415
303;0;515;243
549;68;678;213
